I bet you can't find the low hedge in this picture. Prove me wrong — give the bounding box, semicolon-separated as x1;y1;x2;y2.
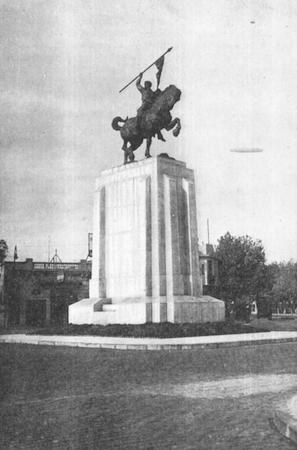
28;320;269;338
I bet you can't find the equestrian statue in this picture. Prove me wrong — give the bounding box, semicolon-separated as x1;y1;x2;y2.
112;48;182;164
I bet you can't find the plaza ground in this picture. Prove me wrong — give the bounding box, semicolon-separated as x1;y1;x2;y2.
1;341;297;449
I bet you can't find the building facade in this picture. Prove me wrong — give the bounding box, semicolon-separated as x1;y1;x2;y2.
199;244;220;298
2;258;91;327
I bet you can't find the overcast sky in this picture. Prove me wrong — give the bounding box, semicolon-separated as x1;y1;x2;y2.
1;0;297;263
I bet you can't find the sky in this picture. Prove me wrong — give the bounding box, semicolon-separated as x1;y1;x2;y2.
1;0;297;263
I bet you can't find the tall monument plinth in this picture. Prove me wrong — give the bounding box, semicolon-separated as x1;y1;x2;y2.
69;156;225;324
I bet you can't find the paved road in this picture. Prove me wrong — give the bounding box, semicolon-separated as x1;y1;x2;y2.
1;342;297;449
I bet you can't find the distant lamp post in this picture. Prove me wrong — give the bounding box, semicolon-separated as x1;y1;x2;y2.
88;233;93;259
13;245;18;262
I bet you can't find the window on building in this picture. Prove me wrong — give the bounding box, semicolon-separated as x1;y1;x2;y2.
208;260;214;285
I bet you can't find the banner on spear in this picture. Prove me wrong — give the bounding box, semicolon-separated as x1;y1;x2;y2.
155;56;165;88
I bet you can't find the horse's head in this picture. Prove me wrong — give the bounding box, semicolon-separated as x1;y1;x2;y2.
163;85;182;110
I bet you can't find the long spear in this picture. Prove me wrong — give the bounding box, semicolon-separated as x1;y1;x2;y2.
119;47;173;93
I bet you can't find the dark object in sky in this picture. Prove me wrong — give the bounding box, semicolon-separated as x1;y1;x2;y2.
112;84;181;164
251;21;255;23
230;148;263;153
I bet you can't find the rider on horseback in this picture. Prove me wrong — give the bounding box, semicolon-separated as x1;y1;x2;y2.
136;73;166;142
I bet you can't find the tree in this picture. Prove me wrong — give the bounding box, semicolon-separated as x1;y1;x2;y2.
0;240;8;264
270;260;297;314
216;232;267;319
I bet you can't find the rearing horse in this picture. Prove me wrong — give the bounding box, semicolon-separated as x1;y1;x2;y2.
112;85;182;164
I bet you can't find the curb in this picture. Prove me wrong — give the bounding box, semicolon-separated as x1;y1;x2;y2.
1;332;297;351
274;395;297;445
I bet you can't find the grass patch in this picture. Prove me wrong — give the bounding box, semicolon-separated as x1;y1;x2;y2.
249;317;297;331
27;320;269;338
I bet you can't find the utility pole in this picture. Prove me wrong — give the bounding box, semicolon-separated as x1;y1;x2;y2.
48;236;51;263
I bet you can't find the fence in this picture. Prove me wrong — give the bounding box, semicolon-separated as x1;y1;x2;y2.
33;262;80;270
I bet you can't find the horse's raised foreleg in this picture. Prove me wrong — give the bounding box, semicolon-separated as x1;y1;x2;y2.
145;137;152;158
165;118;181;137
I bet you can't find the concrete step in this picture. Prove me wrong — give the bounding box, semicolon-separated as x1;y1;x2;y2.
102;304;118;312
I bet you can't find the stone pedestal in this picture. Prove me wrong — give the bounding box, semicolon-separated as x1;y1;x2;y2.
69;156;225;324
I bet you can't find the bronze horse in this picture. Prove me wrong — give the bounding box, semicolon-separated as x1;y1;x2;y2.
112;85;182;164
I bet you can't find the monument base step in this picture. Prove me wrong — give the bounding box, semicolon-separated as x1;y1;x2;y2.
69;296;225;325
103;304;118;312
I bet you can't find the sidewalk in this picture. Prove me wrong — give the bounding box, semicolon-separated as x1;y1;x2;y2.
1;330;297;350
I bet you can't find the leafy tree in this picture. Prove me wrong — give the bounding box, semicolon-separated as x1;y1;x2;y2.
216;232;267;319
0;240;8;264
270;260;297;314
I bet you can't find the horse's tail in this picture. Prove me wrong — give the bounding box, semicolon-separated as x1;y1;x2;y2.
111;116;128;131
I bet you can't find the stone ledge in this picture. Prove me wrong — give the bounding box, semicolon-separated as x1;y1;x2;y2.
1;332;297;351
54;341;78;347
274;395;297;445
